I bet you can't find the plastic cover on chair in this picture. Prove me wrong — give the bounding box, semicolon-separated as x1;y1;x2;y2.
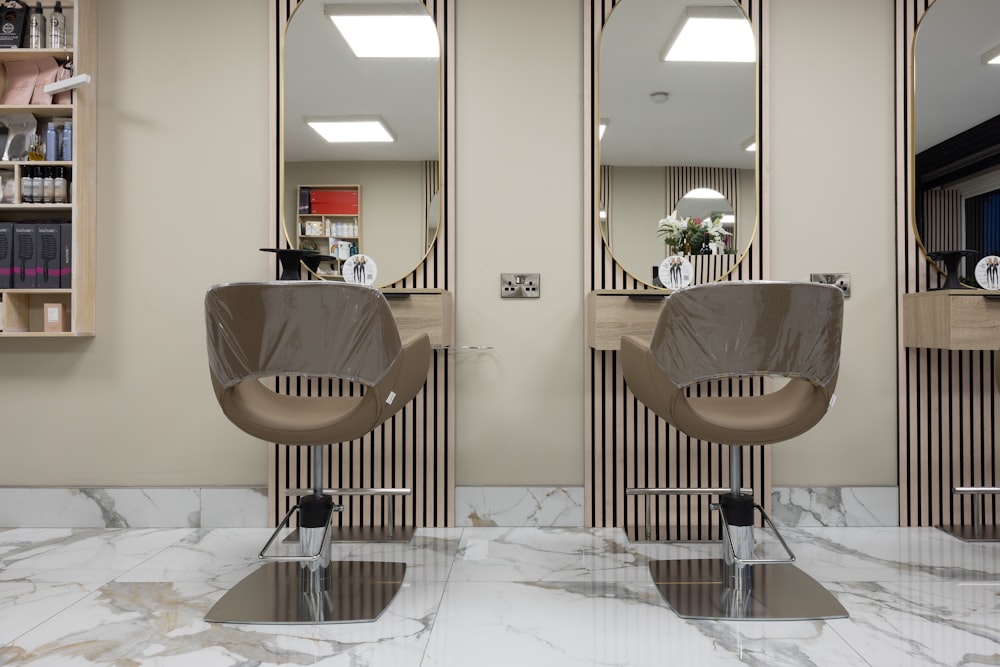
649;281;843;390
205;281;403;390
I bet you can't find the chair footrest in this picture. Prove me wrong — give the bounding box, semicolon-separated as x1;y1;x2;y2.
953;486;1000;494
259;502;333;563
712;501;796;566
286;488;412;497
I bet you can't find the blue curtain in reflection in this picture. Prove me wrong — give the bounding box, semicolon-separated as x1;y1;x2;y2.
966;190;1000;258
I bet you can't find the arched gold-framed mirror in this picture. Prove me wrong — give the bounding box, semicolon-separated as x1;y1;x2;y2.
913;0;1000;287
597;0;757;288
281;0;442;287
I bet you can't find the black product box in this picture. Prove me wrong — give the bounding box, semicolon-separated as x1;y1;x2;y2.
59;221;71;288
0;222;11;288
35;222;60;288
298;187;310;214
12;222;35;288
0;3;25;50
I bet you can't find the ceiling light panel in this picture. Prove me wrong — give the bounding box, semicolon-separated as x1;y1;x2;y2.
326;3;439;58
661;6;755;63
306;117;396;143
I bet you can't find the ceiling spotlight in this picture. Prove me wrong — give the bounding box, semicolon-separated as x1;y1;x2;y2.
649;91;670;104
742;137;756;152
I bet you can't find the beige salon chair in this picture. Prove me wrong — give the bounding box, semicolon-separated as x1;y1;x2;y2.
203;281;431;624
621;280;847;621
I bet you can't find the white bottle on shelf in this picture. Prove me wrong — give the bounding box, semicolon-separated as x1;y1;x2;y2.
49;1;66;49
28;3;45;49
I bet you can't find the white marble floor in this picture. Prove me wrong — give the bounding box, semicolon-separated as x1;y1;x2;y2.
0;525;997;665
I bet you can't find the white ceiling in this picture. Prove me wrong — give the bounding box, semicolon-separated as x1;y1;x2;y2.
283;0;438;163
281;0;998;167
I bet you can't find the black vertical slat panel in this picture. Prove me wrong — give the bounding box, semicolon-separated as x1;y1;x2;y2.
267;0;454;529
585;0;769;538
899;0;998;530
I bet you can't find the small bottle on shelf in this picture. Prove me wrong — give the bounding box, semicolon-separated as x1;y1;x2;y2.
45;123;58;161
42;167;54;203
60;122;72;161
27;3;45;49
48;1;66;49
53;167;67;203
20;166;32;203
30;167;43;203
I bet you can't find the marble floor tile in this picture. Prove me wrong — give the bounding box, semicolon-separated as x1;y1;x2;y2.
0;526;997;665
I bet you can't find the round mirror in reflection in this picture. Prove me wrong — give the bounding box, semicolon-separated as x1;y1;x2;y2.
598;0;756;288
282;0;442;287
913;0;1000;286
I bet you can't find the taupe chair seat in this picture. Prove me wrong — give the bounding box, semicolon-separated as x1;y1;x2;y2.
204;281;431;624
621;280;846;621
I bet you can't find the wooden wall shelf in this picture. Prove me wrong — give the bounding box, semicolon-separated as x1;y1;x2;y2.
382;288;453;348
586;289;667;350
902;290;1000;350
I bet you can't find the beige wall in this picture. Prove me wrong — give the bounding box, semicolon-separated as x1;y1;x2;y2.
0;0;899;491
768;0;897;485
454;0;584;486
0;0;272;486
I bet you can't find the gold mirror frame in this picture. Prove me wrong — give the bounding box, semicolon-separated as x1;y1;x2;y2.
281;0;443;287
596;0;758;288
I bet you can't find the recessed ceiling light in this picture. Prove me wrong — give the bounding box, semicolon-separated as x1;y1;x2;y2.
742;137;756;152
661;6;755;63
982;43;1000;65
649;91;670;104
599;118;609;140
306;117;396;143
326;3;439;58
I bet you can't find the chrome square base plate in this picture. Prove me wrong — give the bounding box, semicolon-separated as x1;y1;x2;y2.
649;559;848;621
206;560;406;624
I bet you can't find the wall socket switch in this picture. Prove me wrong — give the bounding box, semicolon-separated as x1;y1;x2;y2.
500;273;540;298
810;273;851;298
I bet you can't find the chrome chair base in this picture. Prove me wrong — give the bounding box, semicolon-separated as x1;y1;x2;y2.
205;560;406;624
648;559;848;621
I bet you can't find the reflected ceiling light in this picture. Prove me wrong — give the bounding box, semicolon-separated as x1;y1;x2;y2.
982;43;1000;65
325;3;439;58
742;137;756;152
306;116;396;143
649;91;670;104
661;6;755;63
686;188;726;198
599;118;608;140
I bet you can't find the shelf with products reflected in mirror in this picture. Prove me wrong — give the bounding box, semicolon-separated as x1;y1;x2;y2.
597;0;757;290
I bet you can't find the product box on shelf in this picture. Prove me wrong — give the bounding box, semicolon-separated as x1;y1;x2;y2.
12;222;35;288
43;302;64;332
309;190;358;215
35;222;60;288
298;187;310;214
59;221;70;288
0;5;26;49
0;221;12;288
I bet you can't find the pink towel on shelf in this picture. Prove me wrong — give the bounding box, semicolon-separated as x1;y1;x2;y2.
30;57;61;105
2;59;39;105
